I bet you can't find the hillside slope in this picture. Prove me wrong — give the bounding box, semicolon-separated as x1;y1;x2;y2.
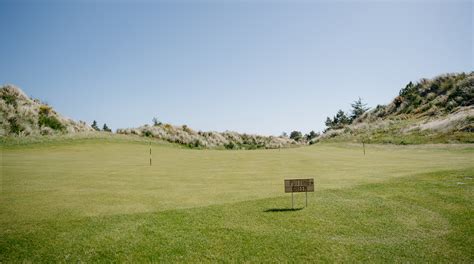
117;124;298;149
319;72;474;144
0;85;297;149
0;85;93;136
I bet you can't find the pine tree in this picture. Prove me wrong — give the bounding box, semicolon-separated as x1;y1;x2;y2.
325;110;350;130
152;117;161;126
91;120;100;131
335;110;350;126
102;123;111;132
325;117;334;128
305;130;319;141
350;97;369;121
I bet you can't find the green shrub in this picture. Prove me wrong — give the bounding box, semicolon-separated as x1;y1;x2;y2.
446;100;458;110
187;139;203;149
8;117;23;134
1;94;17;106
143;130;153;137
39;105;51;115
225;142;236;149
38;114;65;131
289;131;303;141
305;130;319;141
182;125;191;133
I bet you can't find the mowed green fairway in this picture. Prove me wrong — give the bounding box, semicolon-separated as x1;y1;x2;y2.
1;138;473;262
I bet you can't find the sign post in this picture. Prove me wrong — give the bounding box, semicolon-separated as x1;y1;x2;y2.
292;192;294;209
284;178;314;209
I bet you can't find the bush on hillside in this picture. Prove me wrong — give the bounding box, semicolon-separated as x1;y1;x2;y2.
38;114;65;131
143;130;153;137
8;117;22;135
225;142;236;149
305;130;319;141
290;131;303;141
1;93;17;106
39;105;51;115
318;72;473;144
394;72;473;116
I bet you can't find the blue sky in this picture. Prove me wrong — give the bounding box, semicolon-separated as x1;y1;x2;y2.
1;1;472;135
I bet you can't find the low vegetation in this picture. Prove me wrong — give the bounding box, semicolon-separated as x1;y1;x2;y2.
320;72;474;144
117;122;300;149
0;85;311;149
2;72;472;147
0;85;92;136
365;72;473;120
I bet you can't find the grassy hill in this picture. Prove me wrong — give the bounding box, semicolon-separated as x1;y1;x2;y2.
117;124;299;149
0;85;298;149
3;72;472;147
0;85;92;136
319;72;473;144
1;139;473;262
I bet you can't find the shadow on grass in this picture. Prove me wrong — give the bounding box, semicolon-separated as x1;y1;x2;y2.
264;208;304;212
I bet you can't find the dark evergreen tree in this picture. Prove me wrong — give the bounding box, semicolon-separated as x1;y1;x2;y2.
102;123;111;132
350;97;369;121
91;120;100;131
152;117;161;126
305;130;319;141
335;110;351;126
325;117;334;129
325;110;350;130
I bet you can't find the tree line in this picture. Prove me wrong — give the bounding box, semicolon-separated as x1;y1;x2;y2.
91;120;112;132
283;97;370;143
325;97;369;130
90;98;369;141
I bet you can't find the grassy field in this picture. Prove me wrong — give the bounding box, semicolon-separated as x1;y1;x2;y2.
1;136;473;262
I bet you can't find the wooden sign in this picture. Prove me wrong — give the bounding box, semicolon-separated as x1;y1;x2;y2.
284;178;314;193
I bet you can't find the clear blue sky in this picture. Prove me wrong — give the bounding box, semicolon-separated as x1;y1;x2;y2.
1;1;472;135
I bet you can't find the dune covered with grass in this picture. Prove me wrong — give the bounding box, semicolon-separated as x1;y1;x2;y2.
0;85;93;137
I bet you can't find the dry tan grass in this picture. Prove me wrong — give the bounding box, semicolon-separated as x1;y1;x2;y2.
117;124;298;149
415;106;474;132
0;85;93;136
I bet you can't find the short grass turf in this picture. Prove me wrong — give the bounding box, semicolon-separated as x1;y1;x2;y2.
1;139;473;262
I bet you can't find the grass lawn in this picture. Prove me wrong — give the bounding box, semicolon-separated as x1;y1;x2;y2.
1;137;473;262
